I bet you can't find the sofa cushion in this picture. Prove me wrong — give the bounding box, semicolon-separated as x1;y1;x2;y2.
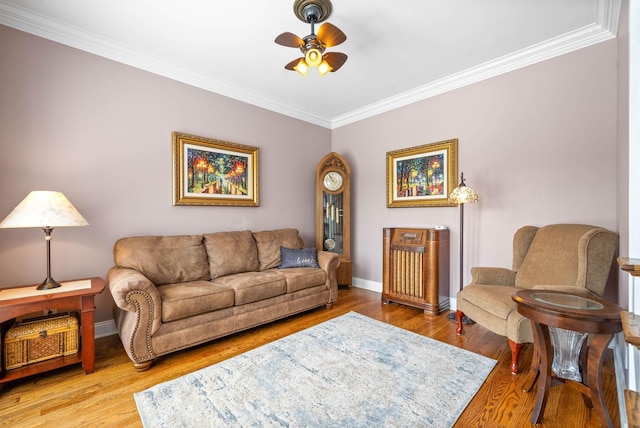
253;228;304;271
157;280;234;322
211;271;286;305
113;235;210;286
203;230;259;279
279;247;319;269
278;267;327;293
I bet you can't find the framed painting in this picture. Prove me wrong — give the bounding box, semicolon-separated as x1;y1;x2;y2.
173;132;259;206
386;139;458;208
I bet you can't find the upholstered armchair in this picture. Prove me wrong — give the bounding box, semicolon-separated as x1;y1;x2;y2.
455;224;618;374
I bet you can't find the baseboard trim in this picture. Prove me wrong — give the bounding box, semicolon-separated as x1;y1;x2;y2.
95;319;118;338
352;277;382;293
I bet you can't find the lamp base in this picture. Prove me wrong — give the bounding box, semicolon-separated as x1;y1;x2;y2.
38;277;62;290
447;311;475;325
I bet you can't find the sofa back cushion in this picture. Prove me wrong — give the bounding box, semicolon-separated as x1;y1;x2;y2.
253;228;304;271
203;230;259;279
113;235;210;286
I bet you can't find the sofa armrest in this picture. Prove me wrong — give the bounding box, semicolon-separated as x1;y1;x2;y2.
108;266;163;363
317;250;340;303
470;267;517;286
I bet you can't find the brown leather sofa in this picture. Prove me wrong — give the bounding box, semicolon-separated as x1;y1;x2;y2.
108;228;339;371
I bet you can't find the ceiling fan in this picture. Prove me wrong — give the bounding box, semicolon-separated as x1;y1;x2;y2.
275;0;347;77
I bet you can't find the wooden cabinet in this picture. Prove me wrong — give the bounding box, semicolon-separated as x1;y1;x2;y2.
316;152;351;286
382;227;449;315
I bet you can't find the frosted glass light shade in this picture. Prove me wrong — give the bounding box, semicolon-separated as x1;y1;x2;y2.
0;191;89;229
293;59;309;76
448;185;479;205
448;172;479;205
305;48;322;67
318;60;333;76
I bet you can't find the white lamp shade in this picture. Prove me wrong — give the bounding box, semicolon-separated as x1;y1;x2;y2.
0;190;89;229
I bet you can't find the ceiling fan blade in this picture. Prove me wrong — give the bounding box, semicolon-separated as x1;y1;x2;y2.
323;52;348;72
317;23;346;47
284;58;305;71
275;32;304;48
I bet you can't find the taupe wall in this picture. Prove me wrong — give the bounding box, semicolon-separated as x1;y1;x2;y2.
0;25;331;322
0;23;622;322
333;40;619;299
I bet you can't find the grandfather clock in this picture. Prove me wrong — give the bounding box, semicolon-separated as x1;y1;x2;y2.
316;152;352;286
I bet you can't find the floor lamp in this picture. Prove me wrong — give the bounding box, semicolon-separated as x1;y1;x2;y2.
0;190;89;290
446;172;478;323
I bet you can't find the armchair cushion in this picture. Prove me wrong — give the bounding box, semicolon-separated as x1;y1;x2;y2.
458;284;519;321
515;225;586;288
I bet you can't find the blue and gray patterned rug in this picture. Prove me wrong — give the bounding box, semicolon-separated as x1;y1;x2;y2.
134;311;496;427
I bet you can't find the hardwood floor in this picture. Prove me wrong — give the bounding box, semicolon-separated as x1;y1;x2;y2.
0;287;621;427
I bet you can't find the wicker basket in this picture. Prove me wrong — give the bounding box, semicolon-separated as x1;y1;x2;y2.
4;312;79;370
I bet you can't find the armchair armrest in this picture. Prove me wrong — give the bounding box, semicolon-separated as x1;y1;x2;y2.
470;267;517;286
317;250;340;303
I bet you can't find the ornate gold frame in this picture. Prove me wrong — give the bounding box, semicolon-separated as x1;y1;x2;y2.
172;132;259;206
386;139;458;208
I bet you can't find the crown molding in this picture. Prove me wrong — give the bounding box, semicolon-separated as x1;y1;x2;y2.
0;0;620;130
0;2;333;128
331;0;621;128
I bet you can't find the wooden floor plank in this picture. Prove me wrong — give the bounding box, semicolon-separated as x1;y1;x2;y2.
0;287;621;427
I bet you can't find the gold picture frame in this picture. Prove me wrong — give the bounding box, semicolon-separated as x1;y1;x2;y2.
386;139;458;208
173;132;259;206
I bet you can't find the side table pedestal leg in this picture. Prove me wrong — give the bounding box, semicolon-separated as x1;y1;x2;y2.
531;323;553;425
587;333;615;428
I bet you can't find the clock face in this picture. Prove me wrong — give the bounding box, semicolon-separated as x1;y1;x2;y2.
323;171;343;191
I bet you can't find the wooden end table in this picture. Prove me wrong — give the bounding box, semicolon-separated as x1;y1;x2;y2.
0;277;105;383
512;289;622;427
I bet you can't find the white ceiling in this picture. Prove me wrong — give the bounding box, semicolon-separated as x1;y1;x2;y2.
0;0;620;129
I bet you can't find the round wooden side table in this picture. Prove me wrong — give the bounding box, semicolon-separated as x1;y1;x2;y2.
512;289;622;427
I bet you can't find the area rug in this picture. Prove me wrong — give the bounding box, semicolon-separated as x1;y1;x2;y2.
134;311;496;427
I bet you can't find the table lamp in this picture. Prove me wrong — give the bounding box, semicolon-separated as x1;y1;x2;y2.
0;190;89;290
446;172;478;323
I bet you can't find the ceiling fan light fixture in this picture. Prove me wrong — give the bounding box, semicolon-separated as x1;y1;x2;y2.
293;59;309;76
305;48;323;67
318;59;332;76
277;0;347;77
